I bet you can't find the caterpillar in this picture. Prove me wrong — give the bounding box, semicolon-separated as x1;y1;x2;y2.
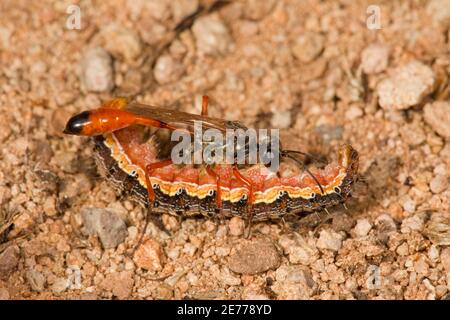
64;97;359;226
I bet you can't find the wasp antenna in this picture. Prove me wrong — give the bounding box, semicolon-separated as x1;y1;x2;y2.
282;150;327;164
281;153;325;195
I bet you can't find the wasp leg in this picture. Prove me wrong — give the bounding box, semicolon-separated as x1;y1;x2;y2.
232;166;254;238
130;159;173;255
201;95;209;116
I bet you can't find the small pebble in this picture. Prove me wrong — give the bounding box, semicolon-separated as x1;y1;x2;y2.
428;245;440;262
143;0;171;21
100;271;134;299
361;43;389;74
400;123;426;147
182;243;197;257
396;242;409;256
215;246;231;257
26;270;46;292
429;175;448;194
332;214;355;233
153;54;185;85
99;25;142;62
81;208;128;249
80;47;114;93
353;218;372;237
271;111;292;129
278;234;317;265
219;267;241;286
133;238;166;271
275;265;315;288
315;124;344;144
440;248;450;272
316;229;342;252
228;239;280;274
242;0;276;20
154;283;174;299
377;60;435;110
0;286;9;300
0;245;19;277
171;0;199;24
426;0;450;24
292;32;324;63
345;104;364;120
228;217;245;236
401;213;425;233
192;15;232;56
399;195;416;214
424;102;450;139
51;278;69;294
414;258;429;275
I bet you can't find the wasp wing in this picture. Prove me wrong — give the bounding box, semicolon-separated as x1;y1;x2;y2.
124;102;248;134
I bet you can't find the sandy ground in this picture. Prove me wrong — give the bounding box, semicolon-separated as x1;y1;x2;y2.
0;0;449;300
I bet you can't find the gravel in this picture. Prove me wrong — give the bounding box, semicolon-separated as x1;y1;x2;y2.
81;208;128;249
80;47;114;93
275;265;315;287
316;230;343;252
192;15;233;56
0;245;19;277
0;286;9;300
98;25;142;62
26;270;46;292
171;0;199;25
377;60;435;110
424;102;450;139
353;219;372;238
401;214;426;233
429;175;449;194
100;271;134;299
133;238;166;271
361;43;390;74
278;234;317;265
292;32;325;63
153;54;185;85
228;217;245;236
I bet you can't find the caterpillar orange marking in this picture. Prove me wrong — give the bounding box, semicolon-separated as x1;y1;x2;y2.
64;97;359;223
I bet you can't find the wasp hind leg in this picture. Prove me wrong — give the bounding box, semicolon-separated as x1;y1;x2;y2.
201;95;209;116
130;160;173;256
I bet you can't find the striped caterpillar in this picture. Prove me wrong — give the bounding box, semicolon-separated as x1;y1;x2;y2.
64;97;359;233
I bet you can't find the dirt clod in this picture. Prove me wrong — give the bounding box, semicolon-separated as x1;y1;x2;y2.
228;239;280;275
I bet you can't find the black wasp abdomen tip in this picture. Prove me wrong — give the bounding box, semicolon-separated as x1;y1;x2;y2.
63;111;91;135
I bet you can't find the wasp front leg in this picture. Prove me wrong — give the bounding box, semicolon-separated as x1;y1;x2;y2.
131;159;173;255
